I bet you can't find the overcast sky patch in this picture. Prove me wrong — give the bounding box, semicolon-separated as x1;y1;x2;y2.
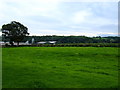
0;0;118;37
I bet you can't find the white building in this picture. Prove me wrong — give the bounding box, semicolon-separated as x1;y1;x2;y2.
0;41;31;45
0;41;9;45
37;41;56;45
37;41;47;44
48;41;56;45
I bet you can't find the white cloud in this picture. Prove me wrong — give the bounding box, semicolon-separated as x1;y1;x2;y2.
0;0;63;26
30;29;98;37
0;0;118;37
31;29;118;37
2;0;61;16
72;10;92;23
58;0;118;2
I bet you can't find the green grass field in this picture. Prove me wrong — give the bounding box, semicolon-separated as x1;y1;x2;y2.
2;47;119;88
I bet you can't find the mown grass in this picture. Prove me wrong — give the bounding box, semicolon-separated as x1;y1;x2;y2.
2;47;119;88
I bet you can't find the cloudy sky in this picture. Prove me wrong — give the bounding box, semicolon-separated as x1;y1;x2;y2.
0;0;118;37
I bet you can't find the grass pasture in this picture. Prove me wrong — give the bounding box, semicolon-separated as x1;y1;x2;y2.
2;47;119;88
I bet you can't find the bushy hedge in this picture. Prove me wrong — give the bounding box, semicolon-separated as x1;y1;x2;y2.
37;43;119;47
2;43;119;47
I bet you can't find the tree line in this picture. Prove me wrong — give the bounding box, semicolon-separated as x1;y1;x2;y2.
20;35;120;44
1;21;120;46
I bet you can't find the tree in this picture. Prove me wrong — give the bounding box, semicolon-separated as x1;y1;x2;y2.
1;21;29;46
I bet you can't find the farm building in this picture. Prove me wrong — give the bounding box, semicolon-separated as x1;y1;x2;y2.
37;41;56;45
0;40;57;46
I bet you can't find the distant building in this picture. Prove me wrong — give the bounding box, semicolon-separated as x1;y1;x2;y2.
14;42;31;45
25;41;29;44
0;40;57;46
0;41;31;45
37;41;47;44
48;41;56;45
37;41;56;45
0;41;9;45
31;38;35;44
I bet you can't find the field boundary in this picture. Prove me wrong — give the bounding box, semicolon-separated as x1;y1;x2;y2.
1;43;120;47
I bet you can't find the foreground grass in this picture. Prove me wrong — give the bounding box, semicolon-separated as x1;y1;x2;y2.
2;47;119;88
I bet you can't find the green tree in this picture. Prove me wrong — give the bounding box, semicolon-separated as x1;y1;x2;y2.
1;21;29;46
